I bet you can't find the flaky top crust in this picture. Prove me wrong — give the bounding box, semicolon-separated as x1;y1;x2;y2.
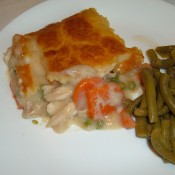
29;8;127;73
10;8;143;96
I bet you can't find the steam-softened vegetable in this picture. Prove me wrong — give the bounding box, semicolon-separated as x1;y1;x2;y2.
146;48;175;68
130;46;175;164
141;68;158;123
159;73;175;115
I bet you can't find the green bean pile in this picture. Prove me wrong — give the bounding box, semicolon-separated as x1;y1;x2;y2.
126;45;175;164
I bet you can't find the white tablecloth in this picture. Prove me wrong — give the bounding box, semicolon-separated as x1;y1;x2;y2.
0;0;174;31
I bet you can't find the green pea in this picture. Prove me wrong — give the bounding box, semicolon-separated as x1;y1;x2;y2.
84;118;92;127
111;73;120;82
128;81;136;90
117;82;126;90
32;120;38;125
96;120;104;129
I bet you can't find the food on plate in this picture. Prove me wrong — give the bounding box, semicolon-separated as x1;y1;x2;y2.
129;46;175;164
147;47;175;68
3;5;175;165
4;8;144;132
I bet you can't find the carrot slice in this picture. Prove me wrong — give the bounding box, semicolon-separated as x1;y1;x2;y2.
120;109;136;129
73;77;130;125
100;104;116;116
86;84;116;120
86;88;99;119
73;77;105;110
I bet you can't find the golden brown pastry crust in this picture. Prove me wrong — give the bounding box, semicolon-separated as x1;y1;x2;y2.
10;8;143;96
16;64;34;95
29;8;128;73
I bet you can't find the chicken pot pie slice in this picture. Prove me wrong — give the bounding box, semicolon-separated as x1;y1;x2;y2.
4;8;143;132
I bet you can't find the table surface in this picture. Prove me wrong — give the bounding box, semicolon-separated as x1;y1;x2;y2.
0;0;174;31
0;0;46;31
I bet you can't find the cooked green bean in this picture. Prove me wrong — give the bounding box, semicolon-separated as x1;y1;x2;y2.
129;46;175;164
146;49;158;63
168;68;175;88
171;49;175;59
170;89;175;96
161;115;172;152
126;96;142;115
153;57;175;68
135;116;149;138
151;128;175;164
167;67;175;78
141;68;158;123
134;105;169;117
134;108;147;117
140;93;147;108
152;117;160;131
158;105;169;116
153;67;161;83
147;124;153;137
156;89;164;110
170;115;175;153
169;79;175;89
156;45;175;55
159;73;175;115
123;99;132;107
147;48;175;68
153;67;161;74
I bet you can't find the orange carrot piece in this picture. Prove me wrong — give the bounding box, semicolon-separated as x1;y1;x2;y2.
73;77;105;106
73;77;129;124
120;109;136;129
86;84;116;119
100;104;116;116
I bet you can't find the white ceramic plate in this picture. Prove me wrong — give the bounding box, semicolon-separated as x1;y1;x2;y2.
0;0;175;175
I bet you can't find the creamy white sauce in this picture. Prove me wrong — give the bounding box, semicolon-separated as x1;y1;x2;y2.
43;67;143;132
6;42;142;133
53;65;98;85
119;70;143;100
